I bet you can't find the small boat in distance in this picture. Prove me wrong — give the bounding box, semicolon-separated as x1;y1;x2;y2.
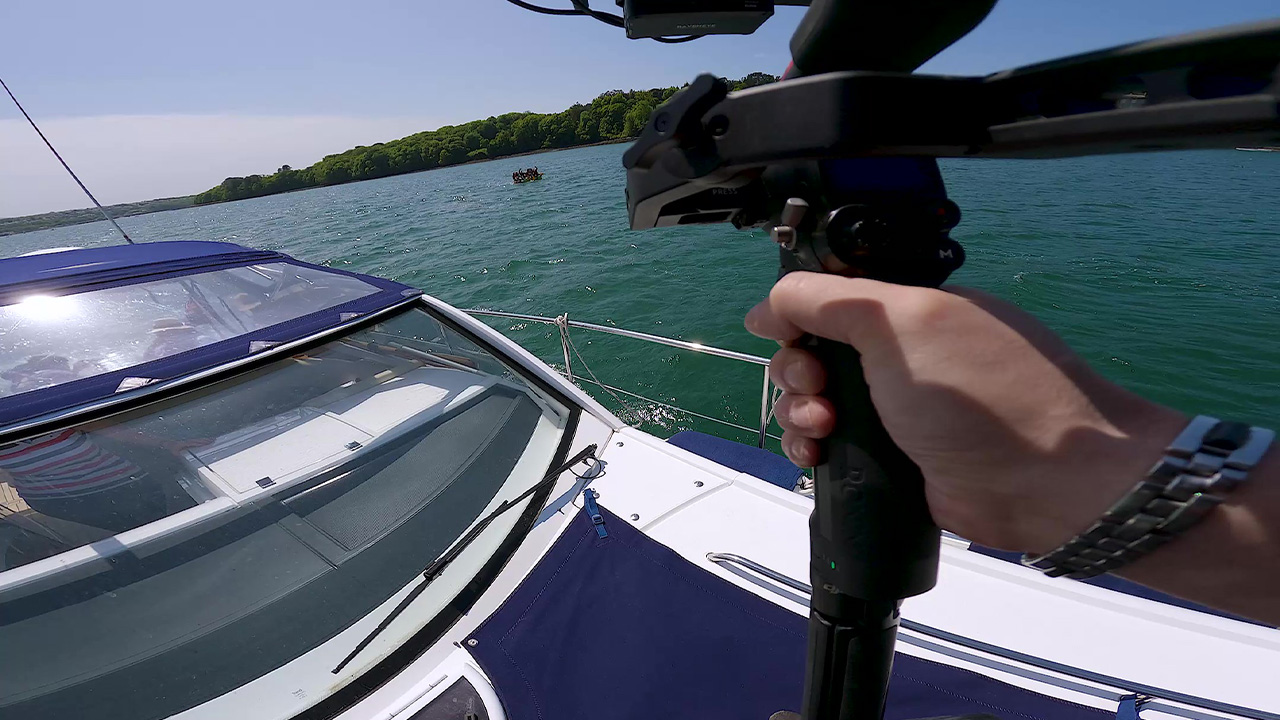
1236;147;1279;151
513;167;543;183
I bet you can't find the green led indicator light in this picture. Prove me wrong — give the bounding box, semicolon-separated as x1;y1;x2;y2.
830;561;836;569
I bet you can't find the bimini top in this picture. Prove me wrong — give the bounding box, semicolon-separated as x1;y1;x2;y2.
0;241;419;430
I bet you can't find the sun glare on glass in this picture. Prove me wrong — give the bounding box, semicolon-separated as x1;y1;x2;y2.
12;294;80;322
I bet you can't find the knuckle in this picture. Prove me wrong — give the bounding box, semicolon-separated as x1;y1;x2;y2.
774;395;804;430
772;271;819;301
774;393;797;417
900;289;954;329
768;361;788;387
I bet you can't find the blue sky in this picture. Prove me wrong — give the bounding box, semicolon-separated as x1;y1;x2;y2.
2;0;1277;216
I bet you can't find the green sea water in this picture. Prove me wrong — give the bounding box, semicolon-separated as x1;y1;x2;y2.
7;144;1278;444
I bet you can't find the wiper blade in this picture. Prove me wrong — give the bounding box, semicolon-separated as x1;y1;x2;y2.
332;443;601;673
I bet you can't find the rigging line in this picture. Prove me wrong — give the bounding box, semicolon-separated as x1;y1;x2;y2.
563;330;644;424
0;74;136;245
767;385;782;425
502;0;582;16
574;375;783;440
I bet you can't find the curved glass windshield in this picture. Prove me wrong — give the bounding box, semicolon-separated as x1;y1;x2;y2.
0;262;377;399
0;307;570;720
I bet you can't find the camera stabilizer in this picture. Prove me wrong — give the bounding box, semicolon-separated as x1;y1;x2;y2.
502;0;1280;715
620;5;1279;718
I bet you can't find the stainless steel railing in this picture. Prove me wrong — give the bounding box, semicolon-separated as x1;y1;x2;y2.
466;309;778;447
706;552;811;593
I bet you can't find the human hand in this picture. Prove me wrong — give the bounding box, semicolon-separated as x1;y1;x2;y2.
746;272;1186;555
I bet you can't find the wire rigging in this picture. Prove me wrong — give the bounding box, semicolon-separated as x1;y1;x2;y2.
503;0;582;16
0;74;136;245
564;327;645;423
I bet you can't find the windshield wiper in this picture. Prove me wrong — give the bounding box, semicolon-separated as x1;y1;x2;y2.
332;443;601;673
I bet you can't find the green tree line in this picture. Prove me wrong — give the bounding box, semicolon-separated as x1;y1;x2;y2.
194;73;777;205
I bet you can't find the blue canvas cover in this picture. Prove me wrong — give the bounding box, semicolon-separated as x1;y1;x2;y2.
466;506;1109;720
0;242;419;428
0;241;277;301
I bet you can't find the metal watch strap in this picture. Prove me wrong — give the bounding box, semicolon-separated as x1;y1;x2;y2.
1023;415;1275;580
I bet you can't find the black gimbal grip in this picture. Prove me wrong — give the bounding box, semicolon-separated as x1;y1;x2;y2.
808;337;939;608
800;338;940;720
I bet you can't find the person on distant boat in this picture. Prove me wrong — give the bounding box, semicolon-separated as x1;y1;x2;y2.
747;273;1280;626
513;171;520;182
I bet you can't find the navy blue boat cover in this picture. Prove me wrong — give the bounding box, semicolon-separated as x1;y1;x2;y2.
466;506;1109;720
0;242;418;427
0;241;273;298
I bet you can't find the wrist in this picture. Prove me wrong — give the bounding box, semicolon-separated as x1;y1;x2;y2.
1114;424;1280;621
1019;394;1188;556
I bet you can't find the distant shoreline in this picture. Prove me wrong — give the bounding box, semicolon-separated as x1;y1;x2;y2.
5;74;785;235
0;195;197;238
191;136;644;207
0;139;636;237
186;76;777;206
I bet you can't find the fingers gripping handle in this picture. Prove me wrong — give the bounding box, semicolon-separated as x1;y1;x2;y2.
808;338;940;607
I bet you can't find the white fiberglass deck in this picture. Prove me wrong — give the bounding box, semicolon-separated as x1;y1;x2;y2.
578;427;1278;720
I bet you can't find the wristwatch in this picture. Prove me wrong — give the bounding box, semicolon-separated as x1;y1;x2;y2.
1023;415;1275;580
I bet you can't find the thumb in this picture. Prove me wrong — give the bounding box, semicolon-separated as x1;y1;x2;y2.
745;272;928;352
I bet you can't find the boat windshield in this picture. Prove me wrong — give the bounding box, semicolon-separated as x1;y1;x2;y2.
0;306;571;720
0;262;378;399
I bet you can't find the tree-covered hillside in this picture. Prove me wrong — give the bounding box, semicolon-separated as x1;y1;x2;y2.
194;73;777;205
